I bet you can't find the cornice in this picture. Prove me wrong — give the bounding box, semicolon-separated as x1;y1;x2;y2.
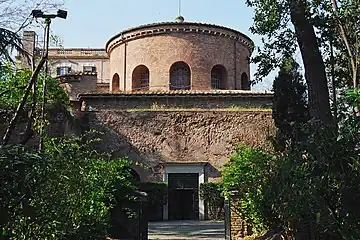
106;22;254;55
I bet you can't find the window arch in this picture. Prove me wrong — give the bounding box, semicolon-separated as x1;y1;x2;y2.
211;65;228;89
241;72;250;90
132;65;149;91
129;168;140;182
170;61;191;90
112;73;120;92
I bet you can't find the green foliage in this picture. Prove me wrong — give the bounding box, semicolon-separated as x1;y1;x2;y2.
222;119;360;239
272;56;309;150
267;121;360;239
248;0;359;91
0;132;134;239
199;182;224;220
346;87;360;106
0;65;69;115
137;182;168;206
221;144;275;232
245;0;296;84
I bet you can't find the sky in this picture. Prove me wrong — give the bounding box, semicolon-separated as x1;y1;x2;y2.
46;0;274;90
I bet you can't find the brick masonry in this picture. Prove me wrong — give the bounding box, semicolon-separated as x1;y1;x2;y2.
229;198;253;240
107;22;252;92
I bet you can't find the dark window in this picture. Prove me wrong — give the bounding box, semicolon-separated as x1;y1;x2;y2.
112;73;120;92
83;66;96;72
211;65;228;89
241;72;250;90
56;66;71;76
170;61;191;90
132;65;150;90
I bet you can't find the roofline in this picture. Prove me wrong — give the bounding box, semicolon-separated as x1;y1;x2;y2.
105;21;254;51
48;47;106;51
79;91;273;99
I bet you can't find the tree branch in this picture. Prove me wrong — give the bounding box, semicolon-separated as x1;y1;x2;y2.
1;56;46;147
331;0;357;88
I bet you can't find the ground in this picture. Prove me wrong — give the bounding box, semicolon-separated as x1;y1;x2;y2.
148;220;225;240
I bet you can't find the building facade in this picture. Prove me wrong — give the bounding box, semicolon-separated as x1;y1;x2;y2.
21;17;273;222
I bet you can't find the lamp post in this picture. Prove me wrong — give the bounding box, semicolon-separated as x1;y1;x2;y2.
31;9;67;151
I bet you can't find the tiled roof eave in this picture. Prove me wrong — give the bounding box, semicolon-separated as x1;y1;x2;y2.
79;90;273;99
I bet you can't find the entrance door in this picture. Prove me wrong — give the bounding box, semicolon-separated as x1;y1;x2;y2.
168;189;197;220
168;173;199;220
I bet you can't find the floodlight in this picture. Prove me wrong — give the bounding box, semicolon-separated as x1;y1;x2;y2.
57;9;68;19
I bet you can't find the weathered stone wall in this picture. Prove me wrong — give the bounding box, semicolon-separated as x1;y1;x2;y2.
81;92;272;111
59;74;99;101
83;110;274;181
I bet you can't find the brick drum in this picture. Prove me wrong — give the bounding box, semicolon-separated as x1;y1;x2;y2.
106;22;253;92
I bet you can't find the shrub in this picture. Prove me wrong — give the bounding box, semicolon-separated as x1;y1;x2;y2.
137;182;167;221
0;133;134;239
221;119;360;239
199;182;224;220
221;144;275;233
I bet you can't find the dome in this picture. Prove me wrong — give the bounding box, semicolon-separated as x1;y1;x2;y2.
175;15;185;23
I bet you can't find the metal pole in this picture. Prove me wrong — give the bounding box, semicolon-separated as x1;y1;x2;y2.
38;18;51;151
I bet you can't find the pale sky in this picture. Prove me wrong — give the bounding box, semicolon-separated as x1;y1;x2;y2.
43;0;274;90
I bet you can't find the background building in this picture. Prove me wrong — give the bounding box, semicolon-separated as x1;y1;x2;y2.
20;17;273;222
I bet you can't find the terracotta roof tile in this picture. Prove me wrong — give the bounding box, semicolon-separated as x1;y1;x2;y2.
80;89;273;97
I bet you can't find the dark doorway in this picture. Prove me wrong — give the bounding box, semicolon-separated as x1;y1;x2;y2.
168;189;197;220
168;173;199;220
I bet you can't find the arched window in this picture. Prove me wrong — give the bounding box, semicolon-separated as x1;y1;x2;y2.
112;73;120;92
211;65;228;89
170;61;191;90
132;65;149;91
241;72;250;90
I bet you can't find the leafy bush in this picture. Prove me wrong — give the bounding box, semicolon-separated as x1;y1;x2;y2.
221;144;275;233
199;182;224;220
222;119;360;239
136;182;167;221
0;133;134;239
137;182;168;206
0;65;68;114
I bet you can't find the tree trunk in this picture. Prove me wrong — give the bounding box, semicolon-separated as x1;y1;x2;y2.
289;0;333;125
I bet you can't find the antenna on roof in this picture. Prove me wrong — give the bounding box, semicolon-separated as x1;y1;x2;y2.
175;0;185;23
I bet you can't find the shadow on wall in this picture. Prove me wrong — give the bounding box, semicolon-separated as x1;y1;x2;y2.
80;110;223;183
206;164;221;180
81;112;168;181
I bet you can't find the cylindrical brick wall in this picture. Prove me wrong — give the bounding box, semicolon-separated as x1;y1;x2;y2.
106;22;253;92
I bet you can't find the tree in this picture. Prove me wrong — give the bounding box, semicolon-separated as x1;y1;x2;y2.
272;56;309;151
0;0;64;67
246;0;360;124
0;64;68;146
